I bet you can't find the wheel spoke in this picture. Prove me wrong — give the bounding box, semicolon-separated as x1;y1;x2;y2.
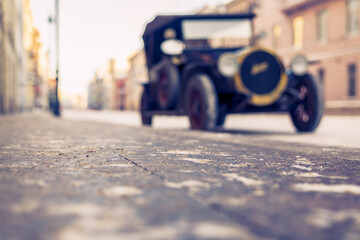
298;86;308;100
301;111;309;122
295;83;311;123
295;104;309;123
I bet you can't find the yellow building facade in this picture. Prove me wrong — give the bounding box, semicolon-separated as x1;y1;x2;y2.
23;0;49;110
0;0;49;113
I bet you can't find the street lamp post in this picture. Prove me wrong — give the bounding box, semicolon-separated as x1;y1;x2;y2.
53;0;61;116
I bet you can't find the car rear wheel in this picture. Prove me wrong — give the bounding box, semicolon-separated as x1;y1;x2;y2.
290;75;324;132
140;90;153;126
156;59;180;110
185;74;218;130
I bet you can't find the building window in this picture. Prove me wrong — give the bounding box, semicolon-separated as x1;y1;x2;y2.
317;9;328;42
272;24;282;49
255;0;262;9
293;16;304;49
347;0;359;33
348;64;357;97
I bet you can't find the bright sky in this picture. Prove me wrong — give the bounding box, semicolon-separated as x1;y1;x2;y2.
30;0;229;98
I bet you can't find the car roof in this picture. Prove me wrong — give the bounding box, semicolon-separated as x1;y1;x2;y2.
142;13;255;38
142;13;255;69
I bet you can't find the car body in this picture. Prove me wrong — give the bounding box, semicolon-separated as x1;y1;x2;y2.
141;13;324;131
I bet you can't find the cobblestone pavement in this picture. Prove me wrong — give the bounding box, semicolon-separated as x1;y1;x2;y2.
1;113;360;240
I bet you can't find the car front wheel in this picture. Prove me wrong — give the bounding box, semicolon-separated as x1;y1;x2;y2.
290;74;324;132
185;74;218;130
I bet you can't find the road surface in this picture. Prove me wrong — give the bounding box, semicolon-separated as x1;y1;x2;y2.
0;111;359;240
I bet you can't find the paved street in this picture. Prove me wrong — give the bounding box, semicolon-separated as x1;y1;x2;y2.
1;111;360;240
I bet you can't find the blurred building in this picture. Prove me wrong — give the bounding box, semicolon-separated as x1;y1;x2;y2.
22;0;51;110
61;92;86;110
25;29;49;110
199;0;360;109
88;71;109;110
0;0;23;113
0;0;49;114
87;76;100;110
103;59;116;110
127;49;148;110
115;76;127;110
15;0;25;112
197;0;253;14
21;0;36;111
23;0;49;111
197;4;227;14
254;0;360;105
88;59;127;110
226;0;252;13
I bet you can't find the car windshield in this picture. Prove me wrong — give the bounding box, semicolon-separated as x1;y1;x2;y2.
182;19;252;49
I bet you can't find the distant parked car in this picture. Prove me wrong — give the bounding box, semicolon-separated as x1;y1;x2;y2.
141;13;324;131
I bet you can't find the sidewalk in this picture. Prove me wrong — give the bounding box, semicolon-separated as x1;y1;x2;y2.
325;100;360;115
62;109;360;149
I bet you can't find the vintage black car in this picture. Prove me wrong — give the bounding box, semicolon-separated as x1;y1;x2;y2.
141;13;324;131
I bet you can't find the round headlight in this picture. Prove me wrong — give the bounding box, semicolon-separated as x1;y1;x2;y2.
218;53;239;77
290;54;308;76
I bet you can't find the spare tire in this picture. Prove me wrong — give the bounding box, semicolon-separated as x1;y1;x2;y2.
234;46;288;106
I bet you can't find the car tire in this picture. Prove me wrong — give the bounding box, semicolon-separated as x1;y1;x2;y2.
140;90;153;126
290;74;324;132
185;74;218;130
156;59;180;110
